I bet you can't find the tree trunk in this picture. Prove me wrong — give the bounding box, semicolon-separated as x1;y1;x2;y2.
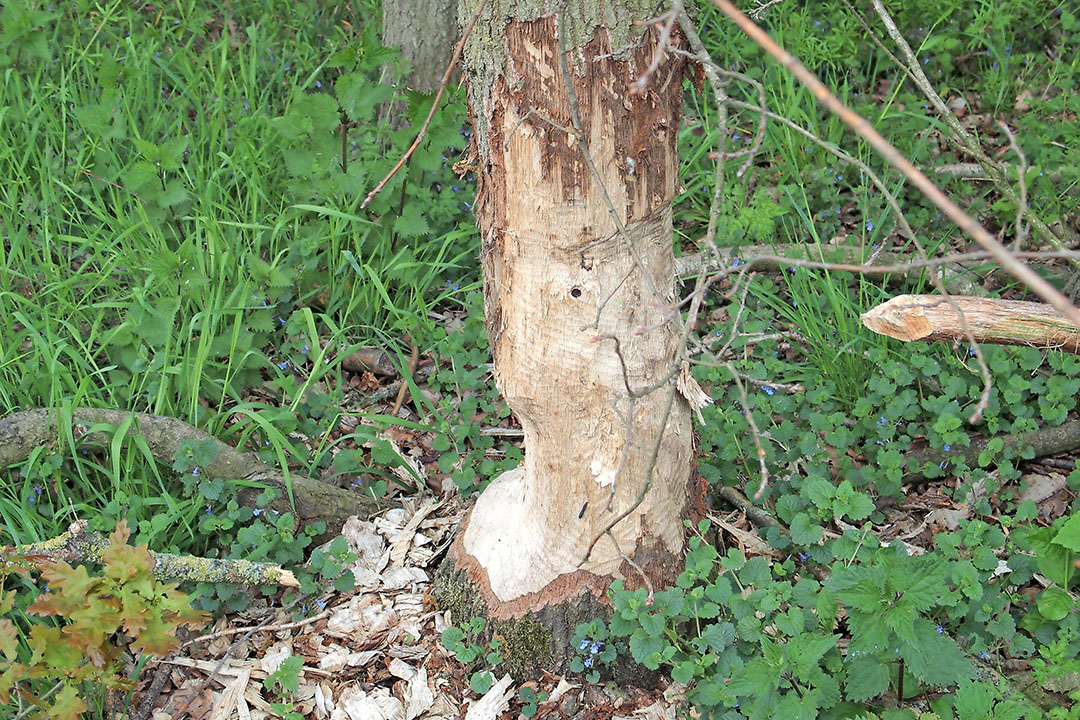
381;0;458;94
435;1;702;676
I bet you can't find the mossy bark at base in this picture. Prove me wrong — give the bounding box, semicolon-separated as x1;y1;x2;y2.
432;558;662;686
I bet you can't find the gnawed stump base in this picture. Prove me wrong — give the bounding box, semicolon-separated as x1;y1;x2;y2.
432;541;664;687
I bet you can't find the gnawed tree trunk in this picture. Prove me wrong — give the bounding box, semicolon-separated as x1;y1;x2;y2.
861;295;1080;354
435;2;702;676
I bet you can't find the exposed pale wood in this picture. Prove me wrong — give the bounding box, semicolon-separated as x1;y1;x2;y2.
444;1;699;623
861;294;1080;353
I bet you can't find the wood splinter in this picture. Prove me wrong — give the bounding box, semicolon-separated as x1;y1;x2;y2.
861;294;1080;354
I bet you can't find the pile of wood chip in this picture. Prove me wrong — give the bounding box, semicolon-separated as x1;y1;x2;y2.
138;498;683;720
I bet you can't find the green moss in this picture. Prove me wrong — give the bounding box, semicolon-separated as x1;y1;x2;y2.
432;562;556;677
492;614;554;678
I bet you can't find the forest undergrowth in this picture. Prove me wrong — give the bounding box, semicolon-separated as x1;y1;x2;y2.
0;0;1078;717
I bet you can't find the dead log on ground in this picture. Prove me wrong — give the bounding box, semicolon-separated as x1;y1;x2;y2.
0;409;391;541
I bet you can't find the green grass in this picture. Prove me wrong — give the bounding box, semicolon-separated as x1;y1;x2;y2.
2;0;1080;715
0;1;483;589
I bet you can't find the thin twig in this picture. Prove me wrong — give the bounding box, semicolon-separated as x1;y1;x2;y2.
631;3;682;96
865;0;1078;273
170;600;307;719
997;122;1028;251
361;0;488;209
390;334;419;417
178;607;333;649
726;362;770;500
708;0;1080;327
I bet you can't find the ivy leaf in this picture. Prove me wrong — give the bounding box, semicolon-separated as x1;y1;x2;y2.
1036;587;1074;621
790;513;824;546
1052;513;1080;552
628;629;665;669
692;622;735;654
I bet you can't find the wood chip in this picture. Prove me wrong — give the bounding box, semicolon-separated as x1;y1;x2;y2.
464;675;515;720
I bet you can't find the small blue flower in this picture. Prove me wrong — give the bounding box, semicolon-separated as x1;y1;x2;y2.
192;467;200;476
590;641;603;655
278;360;290;370
584;657;593;668
943;444;951;452
316;598;327;609
315;80;322;88
865;220;874;232
936;625;944;635
579;639;590;652
278;316;287;327
877;417;887;426
253;508;263;516
301;344;310;355
762;385;775;396
979;651;991;660
205;506;213;515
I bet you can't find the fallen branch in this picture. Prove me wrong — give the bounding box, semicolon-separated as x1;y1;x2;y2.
861;295;1080;354
0;409;390;540
11;520;298;587
906;418;1080;483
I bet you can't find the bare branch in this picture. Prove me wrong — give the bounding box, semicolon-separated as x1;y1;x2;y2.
707;0;1080;327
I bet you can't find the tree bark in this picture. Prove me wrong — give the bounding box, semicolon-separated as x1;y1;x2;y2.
861;295;1080;354
435;1;702;676
381;0;459;94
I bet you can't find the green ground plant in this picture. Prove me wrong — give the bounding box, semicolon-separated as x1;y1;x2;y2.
0;0;1078;717
0;521;206;718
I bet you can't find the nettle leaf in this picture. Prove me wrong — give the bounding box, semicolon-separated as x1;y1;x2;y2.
786;632;837;676
902;619;974;685
844;655;890;702
336;72;394;123
393;202;430;238
892;557;949;613
727;656;783;697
